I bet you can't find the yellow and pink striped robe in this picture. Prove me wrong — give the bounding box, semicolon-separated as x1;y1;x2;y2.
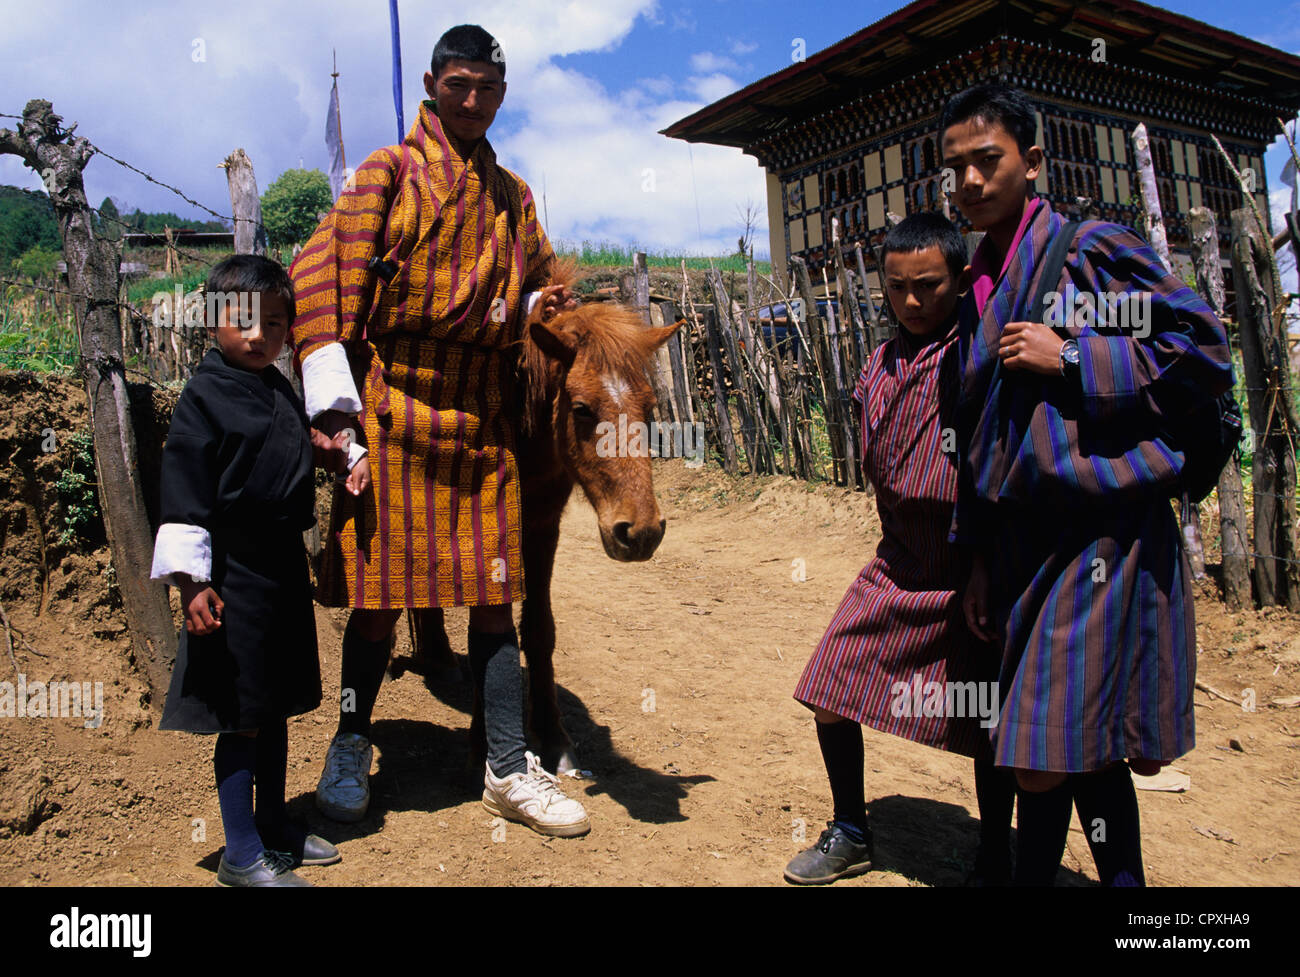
290;100;555;609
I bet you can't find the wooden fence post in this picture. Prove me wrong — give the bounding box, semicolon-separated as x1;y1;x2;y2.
1188;206;1250;607
791;256;844;483
709;268;764;473
1131;124;1171;268
1231;207;1300;609
1;99;176;704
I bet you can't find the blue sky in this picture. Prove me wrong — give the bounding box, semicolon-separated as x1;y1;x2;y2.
1;0;1297;266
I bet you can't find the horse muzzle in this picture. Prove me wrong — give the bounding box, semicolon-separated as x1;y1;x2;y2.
599;517;666;562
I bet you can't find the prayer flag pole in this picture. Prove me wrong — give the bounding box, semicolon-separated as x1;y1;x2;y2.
334;50;347;175
389;0;405;141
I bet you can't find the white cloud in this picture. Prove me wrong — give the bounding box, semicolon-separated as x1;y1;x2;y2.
689;51;740;73
685;72;741;105
637;75;677;98
730;39;759;55
0;0;766;257
495;62;766;257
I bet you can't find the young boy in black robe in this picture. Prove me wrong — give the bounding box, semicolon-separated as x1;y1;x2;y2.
151;255;364;886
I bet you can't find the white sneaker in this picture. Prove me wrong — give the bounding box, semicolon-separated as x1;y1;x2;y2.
482;752;591;838
315;732;373;822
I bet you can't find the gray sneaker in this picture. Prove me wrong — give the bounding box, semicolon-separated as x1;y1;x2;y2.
783;821;874;885
315;732;373;822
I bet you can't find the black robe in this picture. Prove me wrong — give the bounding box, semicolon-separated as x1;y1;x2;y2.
157;348;322;733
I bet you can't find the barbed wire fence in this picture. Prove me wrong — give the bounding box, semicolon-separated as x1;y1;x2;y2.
1;107;283;386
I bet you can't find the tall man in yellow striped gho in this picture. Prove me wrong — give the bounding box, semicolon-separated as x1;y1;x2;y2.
291;24;589;837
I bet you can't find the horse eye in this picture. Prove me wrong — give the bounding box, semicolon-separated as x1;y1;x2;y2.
572;402;596;422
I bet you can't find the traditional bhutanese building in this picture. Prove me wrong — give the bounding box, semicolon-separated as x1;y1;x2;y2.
662;0;1300;300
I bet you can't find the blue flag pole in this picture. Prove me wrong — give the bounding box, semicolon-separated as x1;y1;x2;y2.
389;0;404;141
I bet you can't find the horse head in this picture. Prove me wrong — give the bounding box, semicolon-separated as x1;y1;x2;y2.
520;266;680;562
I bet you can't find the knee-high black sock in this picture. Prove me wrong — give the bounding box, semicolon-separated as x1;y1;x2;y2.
1071;763;1145;887
253;719;289;834
815;718;867;832
1014;779;1074;886
215;733;262;868
973;743;1014;877
337;615;391;738
468;627;527;778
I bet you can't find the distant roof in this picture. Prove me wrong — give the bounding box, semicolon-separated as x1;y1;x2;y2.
662;0;1300;149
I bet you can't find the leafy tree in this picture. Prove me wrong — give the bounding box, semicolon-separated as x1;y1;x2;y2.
260;168;332;248
118;207;225;233
12;244;61;279
0;185;61;266
97;195;122;241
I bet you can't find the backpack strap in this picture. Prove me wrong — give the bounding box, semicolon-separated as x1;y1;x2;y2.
1029;220;1079;332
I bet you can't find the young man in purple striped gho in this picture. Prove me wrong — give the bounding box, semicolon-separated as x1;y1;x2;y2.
942;84;1234;886
786;213;1016;885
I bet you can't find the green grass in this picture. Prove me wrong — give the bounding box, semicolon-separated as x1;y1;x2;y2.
0;284;79;372
554;239;771;274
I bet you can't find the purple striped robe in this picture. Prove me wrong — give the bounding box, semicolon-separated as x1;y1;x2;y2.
950;198;1234;772
795;319;992;756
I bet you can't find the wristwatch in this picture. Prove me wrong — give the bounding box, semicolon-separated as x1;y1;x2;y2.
1059;338;1081;380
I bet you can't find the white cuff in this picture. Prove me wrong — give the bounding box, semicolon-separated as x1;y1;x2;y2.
346;441;368;471
151;523;212;586
301;342;363;420
524;290;542;317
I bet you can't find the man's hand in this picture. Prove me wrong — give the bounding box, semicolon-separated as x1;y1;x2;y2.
310;427;351;474
312;409;361;445
538;284;579;323
962;552;996;643
998;320;1065;375
179;578;224;636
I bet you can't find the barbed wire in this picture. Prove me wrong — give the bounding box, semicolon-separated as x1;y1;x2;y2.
0;276;278;336
1240;550;1300;567
2;109;266;239
86;203;222;269
0;345;186;388
0;276;190;329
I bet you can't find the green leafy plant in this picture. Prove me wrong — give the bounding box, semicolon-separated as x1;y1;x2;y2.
260;168;333;249
55;428;103;548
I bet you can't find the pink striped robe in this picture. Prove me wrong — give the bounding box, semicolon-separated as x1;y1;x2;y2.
794;318;991;756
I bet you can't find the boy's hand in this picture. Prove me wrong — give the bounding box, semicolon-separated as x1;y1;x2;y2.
343;456;370;496
998;320;1065;375
538;284;579;323
179;579;224;636
962;552;996;643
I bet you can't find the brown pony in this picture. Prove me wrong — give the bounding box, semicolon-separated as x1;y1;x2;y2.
407;267;680;774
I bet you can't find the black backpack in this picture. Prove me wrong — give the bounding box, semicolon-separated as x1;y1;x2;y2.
1032;221;1242;504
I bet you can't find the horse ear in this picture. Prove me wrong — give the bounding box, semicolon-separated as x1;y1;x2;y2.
645;320;681;350
547;256;581;292
530;317;577;366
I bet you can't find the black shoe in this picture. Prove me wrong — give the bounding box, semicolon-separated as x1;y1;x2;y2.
783;821;875;885
258;820;342;868
216;849;313;887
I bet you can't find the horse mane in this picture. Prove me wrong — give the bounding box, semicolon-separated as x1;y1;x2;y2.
519;260;662;437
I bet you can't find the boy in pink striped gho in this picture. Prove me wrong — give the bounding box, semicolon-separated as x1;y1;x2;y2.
785;213;1014;886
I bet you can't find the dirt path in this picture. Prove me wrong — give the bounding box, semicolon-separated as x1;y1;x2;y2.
2;457;1298;886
